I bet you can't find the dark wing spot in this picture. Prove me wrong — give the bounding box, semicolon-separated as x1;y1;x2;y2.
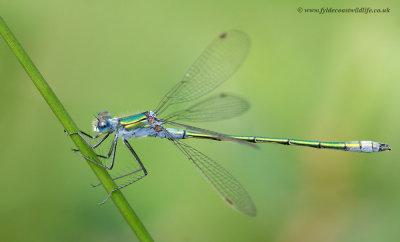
219;93;227;97
219;32;227;39
225;198;234;206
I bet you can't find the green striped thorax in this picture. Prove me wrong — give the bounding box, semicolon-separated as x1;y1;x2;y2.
92;110;162;134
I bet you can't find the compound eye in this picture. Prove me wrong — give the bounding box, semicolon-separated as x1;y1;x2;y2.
99;120;107;129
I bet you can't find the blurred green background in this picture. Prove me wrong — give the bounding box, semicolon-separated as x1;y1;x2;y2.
1;0;399;241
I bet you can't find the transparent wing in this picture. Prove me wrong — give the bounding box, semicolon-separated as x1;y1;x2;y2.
162;128;256;216
161;93;250;122
155;30;250;115
159;118;257;148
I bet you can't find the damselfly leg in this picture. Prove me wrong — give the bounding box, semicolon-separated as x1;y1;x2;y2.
65;130;110;148
98;139;148;205
65;130;118;170
67;129;148;204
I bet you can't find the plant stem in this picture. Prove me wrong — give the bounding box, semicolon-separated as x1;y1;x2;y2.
0;16;153;242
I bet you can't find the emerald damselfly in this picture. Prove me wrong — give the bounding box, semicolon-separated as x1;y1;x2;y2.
66;30;391;216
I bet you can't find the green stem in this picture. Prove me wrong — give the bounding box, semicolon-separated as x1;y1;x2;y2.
0;16;153;242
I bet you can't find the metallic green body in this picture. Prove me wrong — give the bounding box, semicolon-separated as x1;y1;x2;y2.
119;113;149;130
184;131;385;152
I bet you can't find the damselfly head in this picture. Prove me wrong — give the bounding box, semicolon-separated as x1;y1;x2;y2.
93;111;112;133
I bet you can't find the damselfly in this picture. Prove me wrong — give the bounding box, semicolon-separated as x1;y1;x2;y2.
67;30;391;216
